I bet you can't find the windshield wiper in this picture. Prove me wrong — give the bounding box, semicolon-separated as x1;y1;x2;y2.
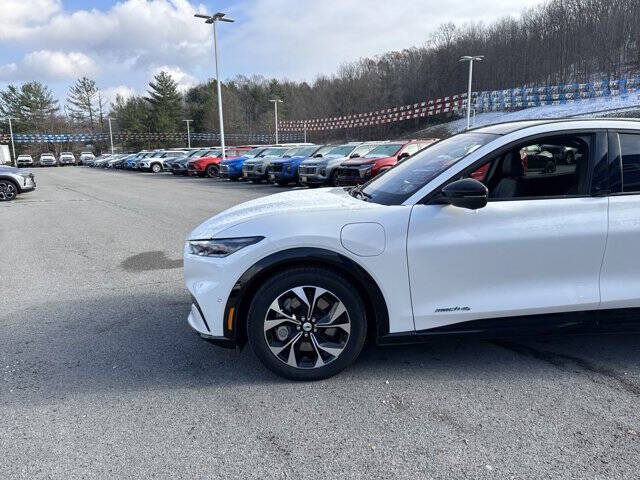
350;184;372;200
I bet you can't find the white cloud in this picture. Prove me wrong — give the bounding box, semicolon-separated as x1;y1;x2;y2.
101;85;136;105
0;0;61;40
151;65;198;92
0;50;98;81
225;0;547;80
0;0;548;98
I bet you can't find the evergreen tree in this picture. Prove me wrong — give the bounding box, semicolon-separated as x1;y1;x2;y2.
0;81;58;131
145;71;182;132
66;77;98;128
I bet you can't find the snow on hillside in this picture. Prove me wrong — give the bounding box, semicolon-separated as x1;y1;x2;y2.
440;94;640;135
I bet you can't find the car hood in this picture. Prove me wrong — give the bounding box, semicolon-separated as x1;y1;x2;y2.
0;166;21;173
188;188;377;239
341;156;393;167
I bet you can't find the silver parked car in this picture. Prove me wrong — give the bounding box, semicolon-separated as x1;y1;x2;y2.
39;153;57;167
79;152;95;165
16;154;34;167
58;152;76;166
0;165;36;201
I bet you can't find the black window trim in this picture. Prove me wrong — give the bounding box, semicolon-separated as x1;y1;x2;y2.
421;129;608;205
608;129;640;197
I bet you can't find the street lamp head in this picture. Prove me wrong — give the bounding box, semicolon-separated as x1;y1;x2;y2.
194;12;234;23
269;99;283;103
459;55;484;62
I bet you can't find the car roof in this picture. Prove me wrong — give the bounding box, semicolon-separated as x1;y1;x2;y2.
471;118;640;135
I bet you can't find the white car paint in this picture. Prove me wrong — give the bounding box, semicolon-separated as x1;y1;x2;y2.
184;119;640;367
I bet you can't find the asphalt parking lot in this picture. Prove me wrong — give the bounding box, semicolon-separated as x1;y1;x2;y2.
2;167;640;479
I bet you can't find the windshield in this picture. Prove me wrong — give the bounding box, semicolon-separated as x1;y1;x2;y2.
244;148;265;158
187;150;205;158
350;144;379;157
258;147;287;157
288;146;319;158
360;133;498;205
326;145;356;157
364;143;403;159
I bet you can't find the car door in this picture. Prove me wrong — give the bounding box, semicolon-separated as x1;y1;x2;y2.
599;131;640;310
407;131;609;332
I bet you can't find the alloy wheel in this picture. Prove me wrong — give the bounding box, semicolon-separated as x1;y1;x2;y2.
0;181;17;201
263;286;351;369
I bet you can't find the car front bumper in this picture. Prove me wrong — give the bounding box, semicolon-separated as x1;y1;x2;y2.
337;167;372;186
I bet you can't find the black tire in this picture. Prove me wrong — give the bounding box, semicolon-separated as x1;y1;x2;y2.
205;165;219;178
151;163;162;173
0;180;18;201
247;267;367;381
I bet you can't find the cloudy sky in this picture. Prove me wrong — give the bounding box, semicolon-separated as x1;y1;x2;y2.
1;0;545;104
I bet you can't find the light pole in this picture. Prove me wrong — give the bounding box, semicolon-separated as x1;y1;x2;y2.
7;117;16;166
269;99;282;144
183;119;193;148
195;11;234;160
107;118;114;154
459;55;484;130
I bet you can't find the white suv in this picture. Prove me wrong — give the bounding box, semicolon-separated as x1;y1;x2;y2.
16;154;34;167
184;119;640;380
39;153;57;167
59;152;76;166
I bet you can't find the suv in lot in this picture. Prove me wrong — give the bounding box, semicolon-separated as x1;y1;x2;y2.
137;150;188;173
39;153;57;167
184;119;640;380
16;154;34;167
298;142;386;187
187;147;252;177
219;147;269;181
267;145;331;186
337;139;437;185
79;152;95;165
58;152;76;166
0;165;36;201
242;147;295;182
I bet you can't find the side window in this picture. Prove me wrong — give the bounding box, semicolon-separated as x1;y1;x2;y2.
620;134;640;192
402;144;419;156
463;134;593;199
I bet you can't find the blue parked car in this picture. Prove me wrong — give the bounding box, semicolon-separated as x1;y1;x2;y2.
266;145;331;186
124;151;153;170
219;147;268;181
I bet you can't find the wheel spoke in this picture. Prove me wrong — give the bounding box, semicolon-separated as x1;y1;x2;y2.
268;299;300;323
313;338;344;359
290;287;310;313
264;317;299;332
269;331;303;358
330;301;347;323
316;322;350;334
310;334;325;367
309;287;327;318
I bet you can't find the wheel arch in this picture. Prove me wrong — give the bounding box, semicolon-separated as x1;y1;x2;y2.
225;247;390;347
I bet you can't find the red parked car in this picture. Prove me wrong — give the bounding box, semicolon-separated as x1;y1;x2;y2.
187;147;253;178
336;139;437;185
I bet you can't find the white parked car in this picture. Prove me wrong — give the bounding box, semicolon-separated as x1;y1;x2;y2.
16;154;34;167
58;152;76;166
184;119;640;380
39;153;57;167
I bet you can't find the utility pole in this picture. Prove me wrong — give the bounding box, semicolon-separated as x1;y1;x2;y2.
183;120;193;148
270;99;282;144
459;55;484;130
7;117;16;166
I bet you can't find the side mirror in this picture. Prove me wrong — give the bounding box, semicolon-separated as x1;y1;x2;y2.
440;178;488;210
350;153;360;158
397;152;410;161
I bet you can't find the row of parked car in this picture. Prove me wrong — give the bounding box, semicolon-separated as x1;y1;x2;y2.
16;151;96;167
85;139;438;187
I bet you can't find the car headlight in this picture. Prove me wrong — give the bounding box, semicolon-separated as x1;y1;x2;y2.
187;237;264;257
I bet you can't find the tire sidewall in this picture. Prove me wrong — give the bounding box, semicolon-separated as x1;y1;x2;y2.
247;268;367;381
206;165;219;178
